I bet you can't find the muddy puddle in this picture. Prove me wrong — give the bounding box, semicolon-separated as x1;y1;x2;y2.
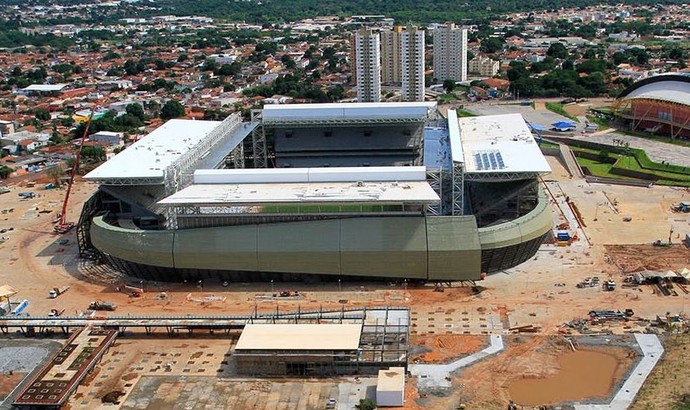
508;349;622;406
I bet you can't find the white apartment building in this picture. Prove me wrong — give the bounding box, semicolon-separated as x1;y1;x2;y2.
400;26;425;102
468;56;500;77
433;23;468;83
354;28;381;103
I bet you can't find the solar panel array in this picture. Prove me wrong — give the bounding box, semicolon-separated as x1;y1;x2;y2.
473;151;506;171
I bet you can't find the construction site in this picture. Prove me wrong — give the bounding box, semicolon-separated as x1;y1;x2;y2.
0;101;689;410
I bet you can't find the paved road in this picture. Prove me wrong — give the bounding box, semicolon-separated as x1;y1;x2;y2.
464;103;587;133
571;132;690;168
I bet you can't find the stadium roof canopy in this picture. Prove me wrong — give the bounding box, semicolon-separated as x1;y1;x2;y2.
157;180;440;207
84;119;221;184
193;166;427;184
617;73;690;106
454;113;551;179
261;102;436;125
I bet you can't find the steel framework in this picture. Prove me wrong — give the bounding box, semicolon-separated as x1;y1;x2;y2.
251;109;268;168
613;98;690;139
463;172;547;182
426;169;443;215
451;161;464;216
261;117;428;127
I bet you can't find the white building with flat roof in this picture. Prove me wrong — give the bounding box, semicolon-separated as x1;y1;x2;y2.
354;28;381;102
376;367;405;406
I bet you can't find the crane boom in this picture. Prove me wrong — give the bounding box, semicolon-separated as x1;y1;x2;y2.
55;109;95;234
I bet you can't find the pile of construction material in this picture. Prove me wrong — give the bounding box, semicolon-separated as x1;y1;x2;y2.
589;309;634;323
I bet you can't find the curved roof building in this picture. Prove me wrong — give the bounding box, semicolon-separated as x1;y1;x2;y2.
614;73;690;139
78;103;552;283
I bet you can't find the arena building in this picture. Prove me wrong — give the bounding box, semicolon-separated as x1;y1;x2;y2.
79;102;552;282
613;72;690;140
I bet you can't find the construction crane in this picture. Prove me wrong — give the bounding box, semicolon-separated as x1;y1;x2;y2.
54;109;95;234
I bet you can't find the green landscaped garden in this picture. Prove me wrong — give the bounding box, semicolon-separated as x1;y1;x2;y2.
545;102;579;122
571;146;690;187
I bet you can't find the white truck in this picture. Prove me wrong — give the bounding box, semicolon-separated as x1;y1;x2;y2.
49;286;70;298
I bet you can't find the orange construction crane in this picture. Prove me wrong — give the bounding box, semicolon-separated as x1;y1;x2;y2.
54;109;95;234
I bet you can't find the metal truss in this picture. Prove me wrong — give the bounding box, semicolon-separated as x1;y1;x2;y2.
426;169;442;216
231;142;244;169
251;109;268;168
464;172;545;182
88;176;164;185
164;113;242;194
451;161;464;216
261;117;427;127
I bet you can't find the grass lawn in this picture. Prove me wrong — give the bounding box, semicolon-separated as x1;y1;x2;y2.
437;94;457;104
576;156;616;178
539;140;559;149
545;102;580;122
573;148;690;184
456;108;476;117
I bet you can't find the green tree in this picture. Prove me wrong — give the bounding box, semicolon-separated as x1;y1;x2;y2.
35;108;51;121
125;103;146;122
160;100;185;120
354;398;376;410
479;37;504;54
547;42;568;59
443;79;456;93
0;165;12;179
81;146;106;162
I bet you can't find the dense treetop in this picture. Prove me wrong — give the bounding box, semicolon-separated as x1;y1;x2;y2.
1;0;687;24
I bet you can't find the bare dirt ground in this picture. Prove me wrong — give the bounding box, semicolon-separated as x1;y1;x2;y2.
409;335;485;364
420;336;637;410
0;373;24;400
0;147;688;409
605;244;690;273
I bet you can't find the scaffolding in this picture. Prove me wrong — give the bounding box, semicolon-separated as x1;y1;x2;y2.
451;161;464;216
251;109;268;168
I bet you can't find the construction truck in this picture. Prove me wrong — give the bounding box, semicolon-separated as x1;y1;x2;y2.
49;286;70;298
603;279;616;291
89;300;117;311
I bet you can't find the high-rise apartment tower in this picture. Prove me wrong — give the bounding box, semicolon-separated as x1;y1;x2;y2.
354;28;381;102
433;22;468;83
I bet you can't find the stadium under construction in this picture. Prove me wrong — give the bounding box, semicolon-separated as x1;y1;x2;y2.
78;102;552;282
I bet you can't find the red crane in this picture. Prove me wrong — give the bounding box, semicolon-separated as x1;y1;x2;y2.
54;109;95;234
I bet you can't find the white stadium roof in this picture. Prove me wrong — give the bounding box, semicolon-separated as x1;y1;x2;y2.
158;180;440;206
261;102;436;123
85;119;220;182
621;80;690;106
456;113;551;175
193;166;427;184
